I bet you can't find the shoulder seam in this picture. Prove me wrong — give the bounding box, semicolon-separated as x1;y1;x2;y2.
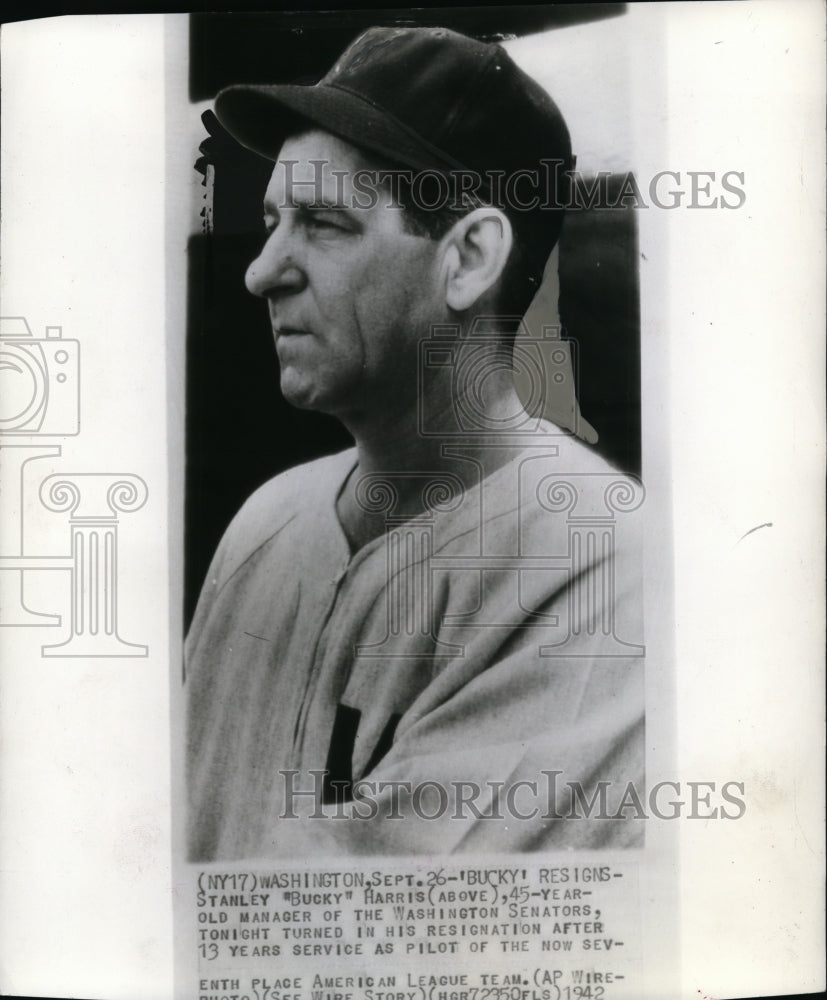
210;511;299;607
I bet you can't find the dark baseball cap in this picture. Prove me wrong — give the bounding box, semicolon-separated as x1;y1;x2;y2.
215;26;573;277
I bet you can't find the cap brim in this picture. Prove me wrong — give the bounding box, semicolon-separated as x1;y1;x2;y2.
215;82;467;174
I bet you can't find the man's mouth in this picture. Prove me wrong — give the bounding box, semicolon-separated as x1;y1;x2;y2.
275;326;311;337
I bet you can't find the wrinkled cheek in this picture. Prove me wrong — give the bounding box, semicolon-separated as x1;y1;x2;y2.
352;242;437;371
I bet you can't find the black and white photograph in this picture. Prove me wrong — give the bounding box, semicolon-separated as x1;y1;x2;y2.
0;4;823;1000
184;7;649;862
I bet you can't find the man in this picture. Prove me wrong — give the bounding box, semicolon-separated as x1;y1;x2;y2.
187;26;644;860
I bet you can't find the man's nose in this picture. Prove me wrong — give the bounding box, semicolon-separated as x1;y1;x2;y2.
244;231;307;298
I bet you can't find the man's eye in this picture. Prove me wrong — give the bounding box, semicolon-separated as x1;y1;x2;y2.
306;214;342;231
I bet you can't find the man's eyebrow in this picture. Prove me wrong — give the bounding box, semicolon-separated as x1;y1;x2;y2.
263;194;362;223
273;192;352;211
299;199;352;213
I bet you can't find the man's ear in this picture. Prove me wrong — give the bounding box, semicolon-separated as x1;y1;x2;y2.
441;207;513;313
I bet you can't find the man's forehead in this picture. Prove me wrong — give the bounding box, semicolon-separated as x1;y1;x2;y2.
262;128;406;219
270;128;380;187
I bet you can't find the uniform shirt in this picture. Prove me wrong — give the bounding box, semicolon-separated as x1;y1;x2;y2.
186;423;645;859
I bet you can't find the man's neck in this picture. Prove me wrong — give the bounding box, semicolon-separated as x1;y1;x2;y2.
334;367;529;553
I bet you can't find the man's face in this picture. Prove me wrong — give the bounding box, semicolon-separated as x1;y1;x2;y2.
245;130;445;421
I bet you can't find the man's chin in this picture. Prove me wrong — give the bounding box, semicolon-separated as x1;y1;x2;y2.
281;384;321;412
280;373;336;415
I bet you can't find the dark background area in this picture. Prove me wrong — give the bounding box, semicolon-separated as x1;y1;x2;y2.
188;5;626;100
0;0;625;26
185;4;640;627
